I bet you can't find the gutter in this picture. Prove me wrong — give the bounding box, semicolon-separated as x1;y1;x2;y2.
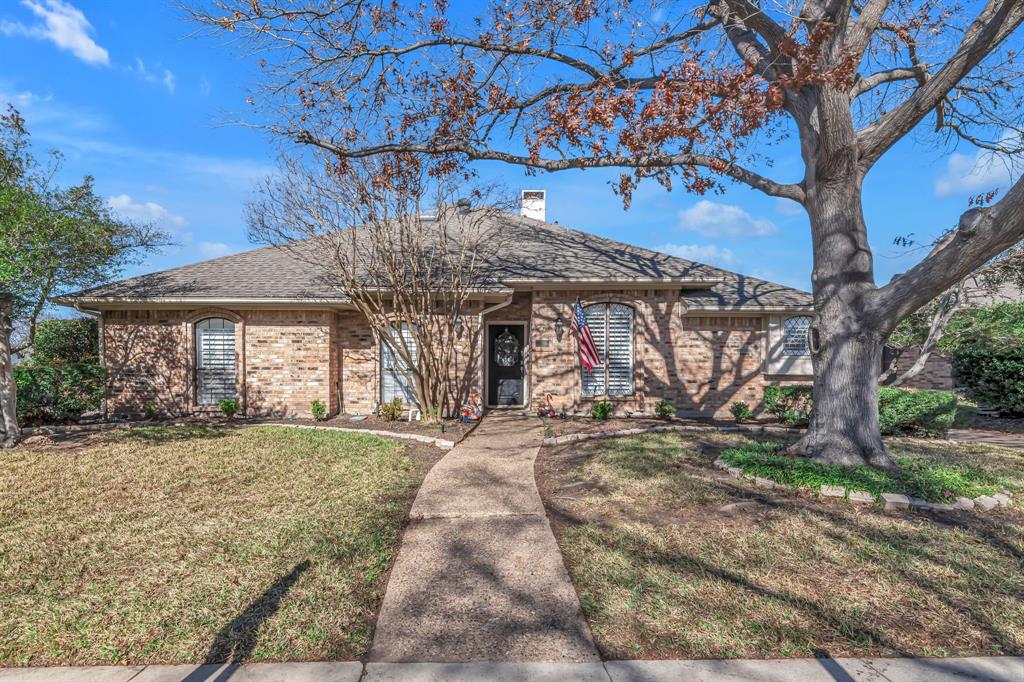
476;295;514;395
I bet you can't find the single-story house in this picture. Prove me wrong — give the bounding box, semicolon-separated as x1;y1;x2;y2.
57;191;814;419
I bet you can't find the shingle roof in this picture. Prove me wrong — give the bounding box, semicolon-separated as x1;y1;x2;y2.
60;211;811;310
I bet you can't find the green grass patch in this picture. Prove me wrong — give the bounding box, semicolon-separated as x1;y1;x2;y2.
539;431;1024;660
0;425;429;666
720;442;1011;502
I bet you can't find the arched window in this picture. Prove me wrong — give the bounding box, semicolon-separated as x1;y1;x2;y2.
381;324;418;405
581;303;634;397
195;318;236;405
782;316;812;356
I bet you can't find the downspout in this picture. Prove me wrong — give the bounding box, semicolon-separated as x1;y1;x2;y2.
477;295;514;402
73;302;106;420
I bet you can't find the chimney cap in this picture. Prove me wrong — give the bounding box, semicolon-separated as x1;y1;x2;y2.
520;189;546;221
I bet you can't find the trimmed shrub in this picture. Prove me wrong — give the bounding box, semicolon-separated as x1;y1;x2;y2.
380;397;402;422
30;318;99;366
218;398;240;419
591;400;612;420
878;387;957;437
952;348;1024;414
654;399;676;419
311;400;328;421
730;401;753;423
763;385;812;426
14;363;105;424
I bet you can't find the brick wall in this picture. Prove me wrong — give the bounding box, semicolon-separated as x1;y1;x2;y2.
103;308;338;418
527;290;792;418
886;347;954;390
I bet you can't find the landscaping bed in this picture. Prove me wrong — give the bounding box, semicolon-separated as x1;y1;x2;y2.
0;425;441;666
277;414;476;444
536;430;1024;660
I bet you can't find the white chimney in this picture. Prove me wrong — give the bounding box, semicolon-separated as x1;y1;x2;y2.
520;189;546;221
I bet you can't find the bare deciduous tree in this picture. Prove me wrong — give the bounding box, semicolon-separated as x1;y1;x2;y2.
248;156;509;423
186;0;1024;466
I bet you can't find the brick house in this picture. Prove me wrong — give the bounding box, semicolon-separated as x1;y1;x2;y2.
58;192;814;419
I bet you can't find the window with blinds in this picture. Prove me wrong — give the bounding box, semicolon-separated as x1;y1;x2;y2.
782;316;812;356
581;303;635;397
381;324;418;405
195;318;236;405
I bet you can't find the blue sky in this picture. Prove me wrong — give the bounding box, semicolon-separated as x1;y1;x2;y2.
1;0;1015;295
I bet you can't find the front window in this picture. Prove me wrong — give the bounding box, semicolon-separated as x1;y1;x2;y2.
381;324;418;405
782;316;812;356
581;303;634;397
195;318;236;405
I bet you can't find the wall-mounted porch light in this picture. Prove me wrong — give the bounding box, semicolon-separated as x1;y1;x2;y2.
554;319;564;342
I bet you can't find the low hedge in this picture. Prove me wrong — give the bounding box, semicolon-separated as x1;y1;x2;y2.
13;363;106;425
763;385;956;437
720;442;1004;502
952;348;1024;414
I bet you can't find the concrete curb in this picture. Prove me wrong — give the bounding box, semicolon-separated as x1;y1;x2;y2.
712;457;1015;514
2;656;1020;681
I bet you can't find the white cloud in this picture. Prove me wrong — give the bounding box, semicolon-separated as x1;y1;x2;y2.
934;147;1015;197
127;58;176;94
107;194;186;227
198;241;235;258
774;197;805;217
677;200;778;238
199;76;211;97
656;243;737;268
0;0;109;65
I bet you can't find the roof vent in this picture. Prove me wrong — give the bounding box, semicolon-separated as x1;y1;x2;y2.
520;189;546;221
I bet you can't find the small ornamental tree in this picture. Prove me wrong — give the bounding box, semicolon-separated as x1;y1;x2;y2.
187;0;1024;467
247;157;509;423
0;106;166;445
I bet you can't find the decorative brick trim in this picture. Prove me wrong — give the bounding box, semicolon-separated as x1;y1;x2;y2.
262;422;455;449
542;422;802;446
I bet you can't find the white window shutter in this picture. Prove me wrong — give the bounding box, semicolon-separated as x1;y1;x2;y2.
381;324;418;404
606;303;634;396
581;304;607;397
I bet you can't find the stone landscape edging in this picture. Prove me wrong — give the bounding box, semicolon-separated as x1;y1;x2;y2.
542;421;803;446
711;457;1014;514
21;419;458;450
263;422;456;449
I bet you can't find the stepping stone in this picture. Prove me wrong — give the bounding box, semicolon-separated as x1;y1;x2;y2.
848;490;874;504
820;485;845;498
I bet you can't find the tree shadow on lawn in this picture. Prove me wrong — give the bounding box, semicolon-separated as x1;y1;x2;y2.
182;559;312;681
542;438;1024;659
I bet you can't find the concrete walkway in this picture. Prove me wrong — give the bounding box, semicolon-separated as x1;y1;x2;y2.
2;657;1020;681
368;414;599;663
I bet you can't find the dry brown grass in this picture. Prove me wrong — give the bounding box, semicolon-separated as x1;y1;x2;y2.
0;425;434;666
537;432;1024;660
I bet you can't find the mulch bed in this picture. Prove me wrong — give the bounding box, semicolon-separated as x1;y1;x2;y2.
539;415;783;439
273;414;478;443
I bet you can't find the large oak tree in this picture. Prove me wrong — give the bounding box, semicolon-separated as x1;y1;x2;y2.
188;0;1024;466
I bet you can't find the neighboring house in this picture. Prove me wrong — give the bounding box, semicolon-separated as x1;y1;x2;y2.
56;192;814;419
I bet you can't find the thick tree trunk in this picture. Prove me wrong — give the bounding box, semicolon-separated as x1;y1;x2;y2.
0;295;21;448
789;171;896;469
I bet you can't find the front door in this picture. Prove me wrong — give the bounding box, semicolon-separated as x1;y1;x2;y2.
487;324;525;406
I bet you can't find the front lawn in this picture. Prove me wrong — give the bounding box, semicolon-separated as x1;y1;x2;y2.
536;432;1024;659
0;425;437;666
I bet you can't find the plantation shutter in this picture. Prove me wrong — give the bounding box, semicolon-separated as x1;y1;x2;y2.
606;303;634;396
195;318;236;405
381;324;418;405
581;303;634;397
581;304;607;397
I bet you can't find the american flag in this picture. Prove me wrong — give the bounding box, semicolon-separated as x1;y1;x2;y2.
570;297;602;372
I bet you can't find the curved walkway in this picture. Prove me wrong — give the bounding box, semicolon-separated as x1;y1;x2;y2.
368;414;599;663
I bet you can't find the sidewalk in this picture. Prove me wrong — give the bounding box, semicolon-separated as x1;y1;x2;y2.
367;414;599;662
1;657;1020;681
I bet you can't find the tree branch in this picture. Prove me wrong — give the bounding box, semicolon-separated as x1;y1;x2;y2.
867;174;1024;329
294;133;806;202
852;66;926;97
857;0;1024;170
